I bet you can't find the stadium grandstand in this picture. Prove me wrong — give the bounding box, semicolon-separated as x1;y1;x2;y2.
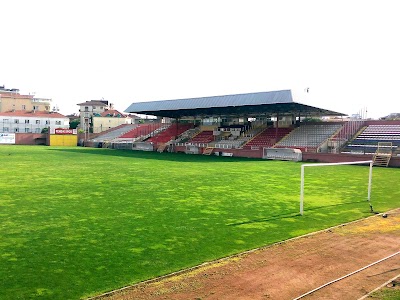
84;89;400;167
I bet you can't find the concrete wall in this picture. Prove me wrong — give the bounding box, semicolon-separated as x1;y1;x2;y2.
176;145;400;167
303;152;400;167
14;133;47;145
175;145;264;158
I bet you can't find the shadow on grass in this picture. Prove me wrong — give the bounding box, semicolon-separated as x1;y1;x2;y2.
46;147;267;163
306;199;370;212
227;199;371;226
227;211;301;226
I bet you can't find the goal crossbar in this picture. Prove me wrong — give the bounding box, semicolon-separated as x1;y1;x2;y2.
300;160;373;215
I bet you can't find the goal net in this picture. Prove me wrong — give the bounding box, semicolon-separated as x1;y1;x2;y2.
300;160;373;215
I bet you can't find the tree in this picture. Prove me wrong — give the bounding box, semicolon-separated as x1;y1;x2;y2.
69;119;80;129
302;117;323;123
381;113;400;120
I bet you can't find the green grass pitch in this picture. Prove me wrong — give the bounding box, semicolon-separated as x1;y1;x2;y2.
1;146;399;299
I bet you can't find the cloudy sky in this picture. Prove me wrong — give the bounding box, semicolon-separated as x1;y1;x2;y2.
1;0;399;118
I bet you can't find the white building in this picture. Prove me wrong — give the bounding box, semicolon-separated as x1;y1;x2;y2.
0;110;69;133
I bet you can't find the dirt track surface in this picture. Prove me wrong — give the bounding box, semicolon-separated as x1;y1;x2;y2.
95;209;400;300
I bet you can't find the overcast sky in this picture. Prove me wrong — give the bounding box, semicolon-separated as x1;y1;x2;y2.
1;0;399;119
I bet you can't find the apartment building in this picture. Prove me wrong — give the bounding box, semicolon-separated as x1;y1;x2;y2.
92;109;134;133
77;100;109;132
0;85;52;113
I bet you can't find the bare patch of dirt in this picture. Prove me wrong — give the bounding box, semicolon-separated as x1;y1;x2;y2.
94;209;400;300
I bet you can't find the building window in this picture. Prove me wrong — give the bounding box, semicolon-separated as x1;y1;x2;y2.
45;106;50;111
3;127;9;132
25;119;30;124
45;120;50;125
55;121;61;125
35;128;41;133
3;119;9;123
36;120;40;124
33;105;39;110
14;119;19;124
25;128;30;133
93;106;96;110
85;106;89;112
14;128;19;133
22;105;26;110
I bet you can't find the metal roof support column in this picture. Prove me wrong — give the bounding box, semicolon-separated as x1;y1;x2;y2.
175;118;179;139
298;111;301;127
275;112;279;140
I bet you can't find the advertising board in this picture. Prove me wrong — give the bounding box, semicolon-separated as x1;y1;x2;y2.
0;133;16;144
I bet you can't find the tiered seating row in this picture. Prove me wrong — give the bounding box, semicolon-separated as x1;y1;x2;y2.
119;123;163;139
91;124;138;142
358;125;400;139
188;131;214;144
342;125;400;154
243;127;292;149
275;124;342;150
147;123;194;144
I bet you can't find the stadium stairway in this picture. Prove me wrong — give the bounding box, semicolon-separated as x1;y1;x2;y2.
373;153;391;167
372;142;395;167
202;147;214;155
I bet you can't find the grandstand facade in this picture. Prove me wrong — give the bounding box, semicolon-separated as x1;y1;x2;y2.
83;90;400;167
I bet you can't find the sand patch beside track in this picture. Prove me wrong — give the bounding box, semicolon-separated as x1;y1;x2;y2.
94;209;400;300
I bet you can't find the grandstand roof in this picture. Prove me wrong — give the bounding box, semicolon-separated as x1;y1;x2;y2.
125;90;345;118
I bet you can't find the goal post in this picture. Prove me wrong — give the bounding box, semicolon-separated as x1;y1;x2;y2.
300;160;373;215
